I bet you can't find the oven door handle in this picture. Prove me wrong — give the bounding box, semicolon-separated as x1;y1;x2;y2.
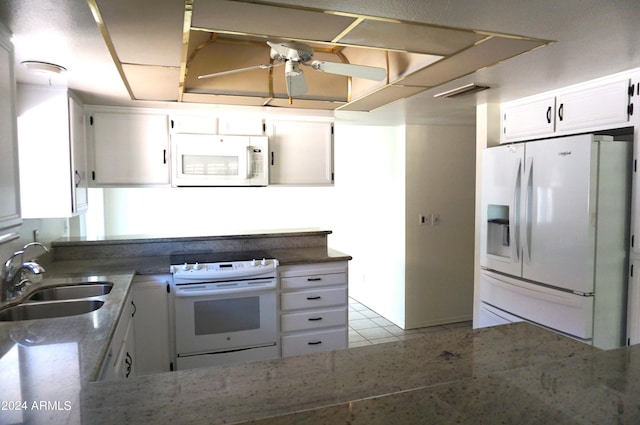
173;284;276;297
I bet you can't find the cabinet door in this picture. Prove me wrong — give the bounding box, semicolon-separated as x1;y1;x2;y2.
269;121;334;185
0;26;21;229
17;86;88;218
555;79;631;133
169;114;217;134
132;275;171;374
501;97;555;143
69;96;88;213
90;111;170;185
219;116;264;135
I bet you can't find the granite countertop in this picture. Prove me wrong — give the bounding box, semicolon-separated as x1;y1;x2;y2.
77;322;640;425
51;228;333;246
0;272;135;425
45;247;352;276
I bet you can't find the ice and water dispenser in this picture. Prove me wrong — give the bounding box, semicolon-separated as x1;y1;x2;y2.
486;205;510;258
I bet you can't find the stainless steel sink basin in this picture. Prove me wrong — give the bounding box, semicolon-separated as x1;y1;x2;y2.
26;282;114;302
0;299;104;321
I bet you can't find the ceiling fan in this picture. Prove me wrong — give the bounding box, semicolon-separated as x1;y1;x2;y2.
198;41;387;101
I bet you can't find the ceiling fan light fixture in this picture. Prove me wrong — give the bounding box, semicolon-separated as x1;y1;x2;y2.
21;60;67;76
434;83;490;98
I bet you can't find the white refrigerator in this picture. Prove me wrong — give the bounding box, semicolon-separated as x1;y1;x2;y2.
478;134;632;349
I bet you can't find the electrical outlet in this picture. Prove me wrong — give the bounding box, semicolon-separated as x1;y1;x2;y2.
431;213;440;225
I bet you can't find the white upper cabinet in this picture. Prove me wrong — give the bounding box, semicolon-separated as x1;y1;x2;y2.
218;116;265;135
169;114;218;134
501;96;555;142
502;76;633;143
268;120;334;185
17;85;88;218
88;109;170;186
0;25;21;230
555;79;631;133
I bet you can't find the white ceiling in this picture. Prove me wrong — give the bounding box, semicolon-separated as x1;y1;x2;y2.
1;0;640;126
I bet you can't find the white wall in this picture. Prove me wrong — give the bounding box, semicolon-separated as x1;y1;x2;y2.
404;124;476;328
102;186;337;237
332;124;407;327
0;217;72;269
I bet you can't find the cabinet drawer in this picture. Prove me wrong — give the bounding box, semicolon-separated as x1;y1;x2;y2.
281;328;348;357
281;307;347;332
280;272;346;290
281;287;347;311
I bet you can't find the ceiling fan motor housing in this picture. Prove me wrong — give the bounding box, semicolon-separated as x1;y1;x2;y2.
270;41;314;63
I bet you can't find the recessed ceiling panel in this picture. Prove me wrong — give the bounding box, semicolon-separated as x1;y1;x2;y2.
399;37;549;87
266;98;345;110
185;38;349;101
186;40;272;96
192;0;357;42
338;85;427;112
96;0;184;66
338;20;485;56
123;64;180;101
182;93;269;106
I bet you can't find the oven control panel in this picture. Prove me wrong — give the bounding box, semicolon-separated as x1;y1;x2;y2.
171;259;278;279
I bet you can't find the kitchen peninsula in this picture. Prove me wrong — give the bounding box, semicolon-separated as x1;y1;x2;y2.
0;229;638;424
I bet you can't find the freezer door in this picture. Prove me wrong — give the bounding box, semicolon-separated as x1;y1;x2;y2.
480;144;524;276
522;135;597;293
480;270;593;339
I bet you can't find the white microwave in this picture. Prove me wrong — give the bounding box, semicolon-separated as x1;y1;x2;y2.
171;134;268;187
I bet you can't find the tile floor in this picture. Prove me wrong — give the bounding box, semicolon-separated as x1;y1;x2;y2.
348;297;473;348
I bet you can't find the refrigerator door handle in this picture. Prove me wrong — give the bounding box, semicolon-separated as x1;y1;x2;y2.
510;159;522;262
522;156;533;264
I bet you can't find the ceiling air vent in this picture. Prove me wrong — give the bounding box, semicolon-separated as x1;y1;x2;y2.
434;83;490;98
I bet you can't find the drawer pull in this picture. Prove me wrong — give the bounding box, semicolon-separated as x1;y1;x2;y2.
306;296;321;300
307;277;322;281
308;341;323;345
308;317;323;321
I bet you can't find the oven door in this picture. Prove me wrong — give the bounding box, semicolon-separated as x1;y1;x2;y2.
174;286;277;356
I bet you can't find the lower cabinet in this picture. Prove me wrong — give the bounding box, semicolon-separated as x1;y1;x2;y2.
279;261;348;357
99;290;136;381
132;274;172;374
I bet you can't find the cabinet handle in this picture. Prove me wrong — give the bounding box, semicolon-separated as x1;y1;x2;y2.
131;300;137;317
308;341;323;345
74;170;81;187
307;277;322;282
271;151;274;166
308;317;323;321
163;149;167;164
546;106;552;124
558;103;564;121
306;296;321;300
125;352;132;378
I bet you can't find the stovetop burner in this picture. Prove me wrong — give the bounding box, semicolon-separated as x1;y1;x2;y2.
169;250;272;266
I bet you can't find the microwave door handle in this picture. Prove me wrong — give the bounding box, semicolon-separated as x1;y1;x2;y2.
244;147;252;178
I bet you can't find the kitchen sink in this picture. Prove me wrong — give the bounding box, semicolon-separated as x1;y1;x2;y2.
26;282;114;302
0;299;104;321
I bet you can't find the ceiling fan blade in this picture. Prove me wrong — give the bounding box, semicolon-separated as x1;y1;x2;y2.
197;63;280;80
311;60;387;81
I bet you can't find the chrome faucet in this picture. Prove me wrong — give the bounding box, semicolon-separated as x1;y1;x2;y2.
1;242;49;302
